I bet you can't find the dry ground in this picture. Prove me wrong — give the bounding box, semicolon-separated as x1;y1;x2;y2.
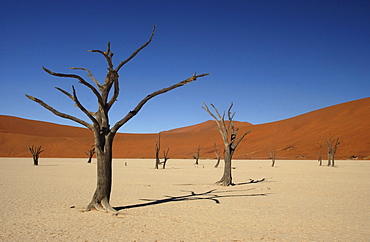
0;158;369;241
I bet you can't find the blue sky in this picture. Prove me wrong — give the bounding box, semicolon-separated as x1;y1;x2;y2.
1;0;369;133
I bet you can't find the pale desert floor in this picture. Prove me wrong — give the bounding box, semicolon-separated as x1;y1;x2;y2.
0;158;369;241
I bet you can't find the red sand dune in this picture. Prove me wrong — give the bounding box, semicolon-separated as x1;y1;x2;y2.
1;97;369;159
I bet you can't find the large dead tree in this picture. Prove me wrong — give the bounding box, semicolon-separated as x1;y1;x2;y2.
28;145;43;166
26;26;209;214
202;102;251;186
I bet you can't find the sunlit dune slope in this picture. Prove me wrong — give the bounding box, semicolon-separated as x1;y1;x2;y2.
1;97;369;159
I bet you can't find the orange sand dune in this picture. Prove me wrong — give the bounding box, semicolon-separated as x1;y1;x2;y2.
1;97;369;159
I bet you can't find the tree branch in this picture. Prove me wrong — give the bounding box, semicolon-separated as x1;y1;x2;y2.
110;72;209;134
25;94;93;130
42;67;104;107
115;25;156;72
71;86;99;127
70;67;103;91
88;42;114;70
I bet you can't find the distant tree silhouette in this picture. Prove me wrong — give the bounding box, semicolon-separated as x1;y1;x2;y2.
202;102;251;186
28;145;43;166
213;141;221;168
318;151;323;166
319;134;341;167
26;25;209;214
162;147;170;169
155;133;161;169
194;145;202;165
269;148;277;167
85;146;95;163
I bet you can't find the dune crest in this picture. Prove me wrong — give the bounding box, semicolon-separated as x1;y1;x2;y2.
1;97;369;159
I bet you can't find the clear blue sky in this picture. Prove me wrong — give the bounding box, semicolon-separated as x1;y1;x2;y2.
1;0;369;133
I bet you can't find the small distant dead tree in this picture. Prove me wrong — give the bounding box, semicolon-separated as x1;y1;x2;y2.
269;148;277;167
213;141;221;168
202;102;251;186
28;145;43;166
85;146;96;163
155;133;161;169
321;134;341;167
194;145;202;165
26;25;209;214
162;147;170;169
318;151;322;166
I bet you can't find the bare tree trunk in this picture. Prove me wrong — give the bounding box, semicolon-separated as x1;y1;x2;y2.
155;133;161;169
269;148;277;167
194;145;202;165
318;151;322;166
327;151;332;166
162;147;169;169
86;131;117;213
216;146;233;185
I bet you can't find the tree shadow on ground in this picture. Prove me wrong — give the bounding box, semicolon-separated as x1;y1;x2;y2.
115;185;269;211
234;178;267;186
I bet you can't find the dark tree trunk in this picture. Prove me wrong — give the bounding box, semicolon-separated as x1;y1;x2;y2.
86;132;116;213
154;133;161;169
162;148;169;169
214;157;221;168
33;155;39;166
194;145;202;165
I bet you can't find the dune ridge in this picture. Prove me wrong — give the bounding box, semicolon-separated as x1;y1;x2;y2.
1;97;369;159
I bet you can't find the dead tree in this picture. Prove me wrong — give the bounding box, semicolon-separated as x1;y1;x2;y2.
85;146;95;163
194;145;202;165
155;133;161;169
269;148;277;167
202;102;251;186
162;147;170;169
318;151;322;166
26;25;209;214
28;145;43;166
321;134;341;167
213;141;221;168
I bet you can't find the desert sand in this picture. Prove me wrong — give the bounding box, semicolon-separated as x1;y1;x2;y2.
1;158;369;241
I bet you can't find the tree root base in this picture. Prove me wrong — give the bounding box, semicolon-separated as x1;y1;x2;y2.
86;198;118;215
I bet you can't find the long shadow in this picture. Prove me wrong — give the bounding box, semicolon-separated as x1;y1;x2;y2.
234;178;267;186
115;187;269;211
